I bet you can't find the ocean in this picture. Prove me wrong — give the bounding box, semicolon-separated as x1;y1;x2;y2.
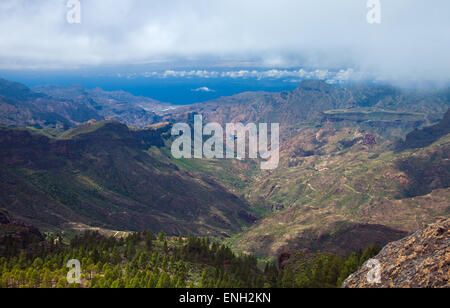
0;71;300;105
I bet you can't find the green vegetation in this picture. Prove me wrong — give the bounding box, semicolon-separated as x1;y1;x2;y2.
58;121;118;139
0;230;380;289
0;231;274;288
279;245;381;288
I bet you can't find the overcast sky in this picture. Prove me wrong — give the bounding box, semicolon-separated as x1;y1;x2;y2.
0;0;449;85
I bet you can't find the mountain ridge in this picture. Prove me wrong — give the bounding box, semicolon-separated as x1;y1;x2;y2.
162;80;449;143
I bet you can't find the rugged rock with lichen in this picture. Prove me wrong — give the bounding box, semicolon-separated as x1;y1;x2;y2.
342;218;449;288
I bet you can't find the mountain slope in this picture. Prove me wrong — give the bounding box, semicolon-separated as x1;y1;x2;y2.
0;121;256;236
159;81;450;257
398;108;450;149
230;115;450;257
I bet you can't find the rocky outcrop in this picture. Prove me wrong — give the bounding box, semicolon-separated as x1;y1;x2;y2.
342;218;449;288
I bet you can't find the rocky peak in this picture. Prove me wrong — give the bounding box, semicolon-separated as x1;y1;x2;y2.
342;218;449;288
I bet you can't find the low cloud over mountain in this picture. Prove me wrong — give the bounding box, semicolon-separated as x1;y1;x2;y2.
0;0;449;86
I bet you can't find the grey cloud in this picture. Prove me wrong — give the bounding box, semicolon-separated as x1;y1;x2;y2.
0;0;449;85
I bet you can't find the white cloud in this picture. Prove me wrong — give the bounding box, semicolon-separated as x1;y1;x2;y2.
135;68;361;84
0;0;449;85
191;87;215;92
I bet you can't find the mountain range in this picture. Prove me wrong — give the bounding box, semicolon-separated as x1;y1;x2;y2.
0;78;172;135
162;80;449;139
0;76;448;258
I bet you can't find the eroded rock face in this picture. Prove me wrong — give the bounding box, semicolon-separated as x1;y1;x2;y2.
342;218;449;288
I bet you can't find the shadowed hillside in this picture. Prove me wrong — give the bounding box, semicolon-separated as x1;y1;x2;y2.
0;121;256;236
398;108;450;150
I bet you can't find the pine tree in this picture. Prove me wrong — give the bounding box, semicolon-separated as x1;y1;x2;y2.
175;276;186;288
158;231;166;242
156;272;169;288
145;233;153;251
56;277;68;288
42;270;53;288
200;269;209;288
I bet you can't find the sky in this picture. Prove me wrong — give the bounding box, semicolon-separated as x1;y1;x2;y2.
0;0;449;86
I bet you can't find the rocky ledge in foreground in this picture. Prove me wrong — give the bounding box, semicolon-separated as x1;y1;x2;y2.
342;218;449;288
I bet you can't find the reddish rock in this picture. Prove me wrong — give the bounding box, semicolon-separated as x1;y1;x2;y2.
363;134;377;147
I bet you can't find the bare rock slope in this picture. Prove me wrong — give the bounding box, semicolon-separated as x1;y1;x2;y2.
343;218;449;288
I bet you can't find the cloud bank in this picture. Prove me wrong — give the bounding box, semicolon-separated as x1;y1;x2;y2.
123;68;363;85
0;0;449;85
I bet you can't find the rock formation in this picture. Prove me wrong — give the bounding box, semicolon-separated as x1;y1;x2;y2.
342;218;449;288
